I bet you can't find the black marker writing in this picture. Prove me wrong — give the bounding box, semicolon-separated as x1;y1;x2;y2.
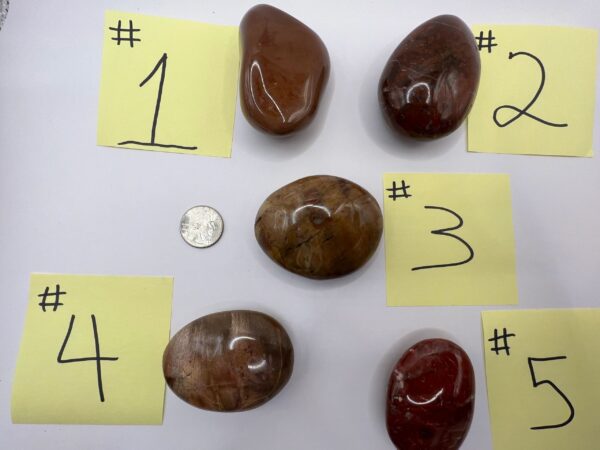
488;328;516;356
57;314;119;402
475;30;498;53
386;180;412;200
412;205;474;271
528;356;574;430
109;20;141;48
38;285;66;312
493;51;568;128
118;53;198;151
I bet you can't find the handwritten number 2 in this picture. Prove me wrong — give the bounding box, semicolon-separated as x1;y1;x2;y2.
412;205;474;271
528;356;575;430
57;315;119;402
493;51;568;129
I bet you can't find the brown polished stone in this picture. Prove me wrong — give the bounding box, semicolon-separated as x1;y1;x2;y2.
239;4;330;135
386;339;475;450
163;310;293;412
255;175;383;279
378;15;480;139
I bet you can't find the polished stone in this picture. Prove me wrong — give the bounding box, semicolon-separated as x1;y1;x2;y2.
163;310;293;412
386;338;475;449
255;175;382;279
239;4;330;135
378;15;480;139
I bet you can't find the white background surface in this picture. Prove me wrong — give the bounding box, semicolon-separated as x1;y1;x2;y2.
1;1;599;449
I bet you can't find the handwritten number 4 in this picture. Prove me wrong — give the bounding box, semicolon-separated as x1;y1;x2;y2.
412;205;474;271
57;314;119;402
528;356;575;430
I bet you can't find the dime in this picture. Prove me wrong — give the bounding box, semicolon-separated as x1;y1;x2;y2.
180;206;224;248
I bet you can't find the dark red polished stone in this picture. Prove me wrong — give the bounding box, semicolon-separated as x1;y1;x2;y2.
386;339;475;449
378;15;480;139
239;4;330;135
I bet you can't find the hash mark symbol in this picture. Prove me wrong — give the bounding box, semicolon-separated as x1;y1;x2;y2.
386;180;412;201
109;20;141;48
38;284;66;312
488;327;516;355
475;30;498;53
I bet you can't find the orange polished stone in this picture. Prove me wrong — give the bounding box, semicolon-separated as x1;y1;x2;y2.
255;175;383;279
386;339;475;449
239;4;330;135
379;15;480;139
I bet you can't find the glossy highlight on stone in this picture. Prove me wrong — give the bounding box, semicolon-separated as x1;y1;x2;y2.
239;4;330;135
378;15;480;139
163;310;293;412
255;175;383;279
386;339;475;449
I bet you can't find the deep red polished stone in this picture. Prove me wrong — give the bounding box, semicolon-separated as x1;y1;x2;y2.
378;15;480;139
386;339;475;449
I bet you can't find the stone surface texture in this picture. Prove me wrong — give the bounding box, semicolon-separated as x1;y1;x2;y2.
163;310;294;412
386;338;475;449
378;15;480;139
255;175;383;279
239;4;330;135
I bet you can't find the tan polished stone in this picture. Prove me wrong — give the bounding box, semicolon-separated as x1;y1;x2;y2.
239;4;330;135
163;310;294;412
255;175;383;279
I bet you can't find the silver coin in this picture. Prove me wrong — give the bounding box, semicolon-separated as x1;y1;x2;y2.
0;0;8;31
180;206;224;248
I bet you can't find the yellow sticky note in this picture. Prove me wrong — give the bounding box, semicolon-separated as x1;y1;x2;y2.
97;11;239;157
383;173;517;306
12;274;173;424
482;309;600;450
468;25;598;157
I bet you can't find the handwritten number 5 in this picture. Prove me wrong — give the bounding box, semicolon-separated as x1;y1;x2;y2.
412;205;474;271
528;356;575;430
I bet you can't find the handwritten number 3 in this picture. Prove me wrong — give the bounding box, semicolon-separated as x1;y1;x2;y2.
528;356;575;430
412;206;474;271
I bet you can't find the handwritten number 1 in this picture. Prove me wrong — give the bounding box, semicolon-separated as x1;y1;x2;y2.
118;53;197;150
139;53;168;145
412;205;474;271
528;356;575;430
57;315;119;402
